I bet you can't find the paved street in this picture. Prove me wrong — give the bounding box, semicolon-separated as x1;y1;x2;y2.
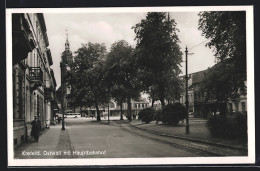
14;117;199;159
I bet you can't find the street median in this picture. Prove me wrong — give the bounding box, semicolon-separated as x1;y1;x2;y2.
128;119;248;152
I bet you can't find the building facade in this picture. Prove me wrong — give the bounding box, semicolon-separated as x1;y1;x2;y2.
227;81;247;114
179;74;194;114
192;69;211;118
179;69;247;118
12;13;56;147
86;98;150;119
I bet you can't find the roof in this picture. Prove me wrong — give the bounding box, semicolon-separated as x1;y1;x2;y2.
50;69;56;87
47;48;53;66
192;69;210;84
37;13;49;47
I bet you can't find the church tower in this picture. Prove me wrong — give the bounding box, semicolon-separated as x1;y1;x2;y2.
60;29;73;119
61;29;73;65
65;30;70;51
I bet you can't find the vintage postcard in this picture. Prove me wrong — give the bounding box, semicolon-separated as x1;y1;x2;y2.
6;6;255;166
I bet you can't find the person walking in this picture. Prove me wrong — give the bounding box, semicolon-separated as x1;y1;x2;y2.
31;115;41;143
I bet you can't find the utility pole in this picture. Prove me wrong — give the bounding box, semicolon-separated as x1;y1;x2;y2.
61;62;65;130
185;46;190;134
108;102;110;123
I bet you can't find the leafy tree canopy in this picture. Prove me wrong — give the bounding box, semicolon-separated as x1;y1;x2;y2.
198;11;247;101
66;42;109;121
105;40;141;120
133;12;183;106
105;40;140;102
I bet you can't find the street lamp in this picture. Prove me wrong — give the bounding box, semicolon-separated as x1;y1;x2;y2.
108;102;110;123
185;46;190;134
60;62;65;130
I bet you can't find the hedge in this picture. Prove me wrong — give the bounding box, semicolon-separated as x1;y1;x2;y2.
206;112;247;141
161;102;186;125
138;107;155;123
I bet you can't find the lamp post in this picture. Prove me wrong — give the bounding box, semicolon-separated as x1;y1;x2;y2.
108;102;110;123
60;62;65;130
185;46;190;134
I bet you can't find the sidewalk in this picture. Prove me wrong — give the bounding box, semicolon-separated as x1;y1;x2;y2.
14;123;72;159
126;116;247;150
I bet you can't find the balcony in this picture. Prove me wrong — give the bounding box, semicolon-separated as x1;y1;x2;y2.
44;87;54;101
29;67;43;83
12;14;36;65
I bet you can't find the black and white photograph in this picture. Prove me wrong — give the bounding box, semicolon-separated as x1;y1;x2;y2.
6;6;255;166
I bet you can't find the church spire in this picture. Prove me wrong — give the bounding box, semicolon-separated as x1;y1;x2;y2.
65;29;70;51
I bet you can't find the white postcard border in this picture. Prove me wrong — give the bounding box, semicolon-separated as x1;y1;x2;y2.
6;6;255;166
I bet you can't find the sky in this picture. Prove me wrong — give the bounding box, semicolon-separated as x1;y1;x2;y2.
44;11;216;89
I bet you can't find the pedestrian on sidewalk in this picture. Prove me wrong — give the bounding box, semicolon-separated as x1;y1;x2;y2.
31;115;41;143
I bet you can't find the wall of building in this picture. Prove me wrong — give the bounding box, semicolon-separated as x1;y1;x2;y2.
13;63;26;147
13;13;56;148
192;70;247;118
179;89;194;113
228;97;247;113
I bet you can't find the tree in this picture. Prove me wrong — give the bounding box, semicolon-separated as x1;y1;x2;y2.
133;12;183;106
66;68;89;112
66;42;109;121
105;40;141;121
165;71;183;103
198;11;247;111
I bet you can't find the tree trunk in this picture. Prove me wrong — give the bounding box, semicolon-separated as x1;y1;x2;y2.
151;95;155;107
127;97;132;121
160;98;165;107
120;99;123;120
219;102;227;116
95;101;101;121
80;106;82;117
159;78;165;107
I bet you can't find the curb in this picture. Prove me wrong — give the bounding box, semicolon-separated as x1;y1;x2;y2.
128;122;248;152
96;119;248;152
97;119;128;125
120;123;223;156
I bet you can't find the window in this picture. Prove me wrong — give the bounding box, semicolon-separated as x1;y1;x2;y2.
13;73;16;118
18;76;24;119
37;95;39;117
36;21;39;41
229;103;233;112
242;102;246;112
14;138;17;146
21;135;24;142
235;103;239;112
